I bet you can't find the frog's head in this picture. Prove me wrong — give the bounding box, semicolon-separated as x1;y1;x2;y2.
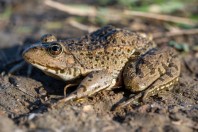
23;34;80;80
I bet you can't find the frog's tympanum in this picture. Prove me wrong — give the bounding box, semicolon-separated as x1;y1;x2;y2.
23;25;181;108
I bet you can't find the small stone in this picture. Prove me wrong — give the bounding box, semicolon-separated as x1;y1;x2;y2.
38;87;47;96
28;113;37;120
0;110;6;116
169;113;180;121
9;77;19;87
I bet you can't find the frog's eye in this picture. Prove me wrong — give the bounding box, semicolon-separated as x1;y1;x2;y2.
41;34;57;43
48;43;63;56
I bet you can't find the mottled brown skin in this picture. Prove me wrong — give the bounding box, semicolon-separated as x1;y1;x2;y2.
23;25;181;108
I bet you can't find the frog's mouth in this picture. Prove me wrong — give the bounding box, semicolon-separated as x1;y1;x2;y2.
31;63;77;81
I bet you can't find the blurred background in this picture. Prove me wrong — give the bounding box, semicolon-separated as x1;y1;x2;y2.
0;0;197;47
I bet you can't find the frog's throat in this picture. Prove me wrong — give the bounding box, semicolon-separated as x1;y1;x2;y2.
31;63;80;81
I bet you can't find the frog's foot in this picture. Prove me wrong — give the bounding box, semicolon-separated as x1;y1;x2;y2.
114;92;143;111
142;71;179;102
115;70;180;110
53;70;116;107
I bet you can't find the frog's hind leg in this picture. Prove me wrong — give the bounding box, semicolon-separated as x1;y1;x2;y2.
142;56;180;102
116;47;181;110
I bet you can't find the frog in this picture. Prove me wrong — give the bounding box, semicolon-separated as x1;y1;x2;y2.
22;25;181;109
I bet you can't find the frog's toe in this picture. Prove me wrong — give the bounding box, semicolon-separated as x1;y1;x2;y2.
114;92;143;110
55;92;78;107
141;93;150;103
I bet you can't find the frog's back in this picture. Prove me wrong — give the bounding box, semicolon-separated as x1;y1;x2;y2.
63;25;155;73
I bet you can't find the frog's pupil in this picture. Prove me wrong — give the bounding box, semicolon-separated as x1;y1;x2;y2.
48;43;62;56
52;45;60;51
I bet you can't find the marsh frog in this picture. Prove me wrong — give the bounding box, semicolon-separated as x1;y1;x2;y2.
23;25;181;108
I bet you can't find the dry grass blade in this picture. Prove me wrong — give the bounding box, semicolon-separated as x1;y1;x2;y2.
154;28;198;44
153;28;198;39
44;0;197;26
44;0;96;17
67;18;98;32
124;10;197;26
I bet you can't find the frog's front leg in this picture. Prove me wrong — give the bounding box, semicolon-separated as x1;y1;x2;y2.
117;47;181;109
56;70;116;105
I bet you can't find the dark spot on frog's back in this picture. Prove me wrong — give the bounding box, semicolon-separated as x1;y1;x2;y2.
158;68;164;75
121;39;126;44
128;63;134;68
106;56;109;60
158;77;165;81
95;58;99;62
98;52;103;55
149;68;156;75
172;54;178;58
167;72;174;77
89;56;93;59
88;74;93;78
127;49;131;53
169;63;179;70
162;62;168;70
133;51;141;56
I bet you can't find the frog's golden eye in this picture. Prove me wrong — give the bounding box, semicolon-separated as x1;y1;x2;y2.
48;43;63;56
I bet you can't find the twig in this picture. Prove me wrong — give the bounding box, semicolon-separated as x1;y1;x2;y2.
67;18;98;33
44;0;197;26
154;28;198;44
156;28;198;38
44;0;96;17
124;10;197;26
